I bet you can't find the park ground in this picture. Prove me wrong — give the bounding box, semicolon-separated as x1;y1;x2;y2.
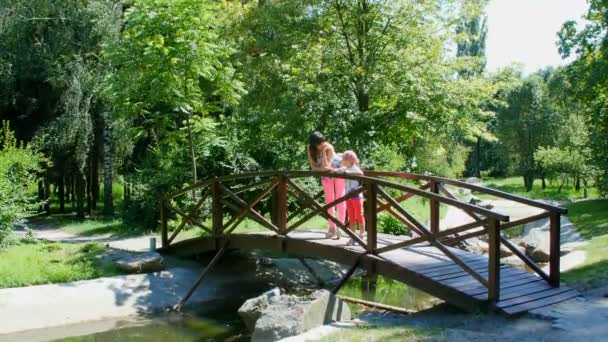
0;177;607;340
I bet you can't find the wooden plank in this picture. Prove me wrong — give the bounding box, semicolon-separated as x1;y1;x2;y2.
424;260;490;279
474;279;548;300
502;290;579;314
442;267;522;288
464;273;540;296
497;287;574;308
493;282;555;301
375;236;429;254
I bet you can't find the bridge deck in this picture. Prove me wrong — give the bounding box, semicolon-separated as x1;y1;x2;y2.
165;230;579;315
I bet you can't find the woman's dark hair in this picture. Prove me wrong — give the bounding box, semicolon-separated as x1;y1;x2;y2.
308;131;326;161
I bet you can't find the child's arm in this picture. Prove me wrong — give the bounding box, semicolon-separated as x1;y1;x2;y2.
342;165;363;175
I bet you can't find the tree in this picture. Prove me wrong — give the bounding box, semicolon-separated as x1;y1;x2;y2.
106;0;243;191
497;74;560;191
558;0;608;193
229;0;490;176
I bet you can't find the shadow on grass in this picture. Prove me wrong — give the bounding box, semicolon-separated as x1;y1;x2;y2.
565;199;608;239
563;259;608;289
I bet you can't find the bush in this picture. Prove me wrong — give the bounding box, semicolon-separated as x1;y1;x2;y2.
0;121;45;247
379;213;410;236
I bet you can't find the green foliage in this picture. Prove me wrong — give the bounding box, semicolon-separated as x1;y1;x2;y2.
0;121;45;246
378;213;410;236
558;1;608;193
0;241;119;288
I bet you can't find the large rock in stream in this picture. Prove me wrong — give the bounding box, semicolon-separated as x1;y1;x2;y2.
238;289;351;342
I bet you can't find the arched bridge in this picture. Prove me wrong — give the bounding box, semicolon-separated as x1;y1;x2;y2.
159;171;578;314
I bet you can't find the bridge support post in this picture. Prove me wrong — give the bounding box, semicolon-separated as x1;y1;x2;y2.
488;218;501;304
365;182;378;253
160;199;168;248
549;212;561;287
430;181;440;236
277;175;288;235
212;179;223;245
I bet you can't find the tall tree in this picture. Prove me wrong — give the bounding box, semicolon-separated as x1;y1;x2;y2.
558;0;608;193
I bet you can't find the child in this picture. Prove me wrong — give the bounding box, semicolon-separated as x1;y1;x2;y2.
341;150;365;245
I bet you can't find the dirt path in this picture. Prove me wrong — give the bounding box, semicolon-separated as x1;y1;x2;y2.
15;217;161;252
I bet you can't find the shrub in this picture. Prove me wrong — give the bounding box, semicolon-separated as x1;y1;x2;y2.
0;121;45;247
379;213;410;236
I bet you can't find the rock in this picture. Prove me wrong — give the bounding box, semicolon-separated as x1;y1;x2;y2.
468;196;482;205
465;177;482;185
114;251;165;273
478;201;494;210
245;289;351;342
464;237;514;257
238;288;281;332
502;255;526;269
520;229;551;263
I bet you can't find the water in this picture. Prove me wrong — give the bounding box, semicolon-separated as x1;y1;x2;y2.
4;251;441;341
55;311;245;342
339;274;442;313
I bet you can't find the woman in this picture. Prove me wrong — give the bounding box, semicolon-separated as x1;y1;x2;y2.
307;131;346;239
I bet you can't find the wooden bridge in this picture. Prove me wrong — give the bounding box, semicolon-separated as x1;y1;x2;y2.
159;171;579;314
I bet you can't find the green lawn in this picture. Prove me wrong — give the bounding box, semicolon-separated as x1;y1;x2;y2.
314;325;440;342
562;199;608;289
0;241;119;288
475;176;599;201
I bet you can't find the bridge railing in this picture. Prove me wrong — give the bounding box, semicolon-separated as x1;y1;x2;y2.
160;170;567;303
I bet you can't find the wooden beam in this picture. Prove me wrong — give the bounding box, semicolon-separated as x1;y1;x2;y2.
173;244;229;311
375;236;428;254
501;212;551;230
500;236;550;283
366;182;378;253
223;179;278;235
332;257;361;294
550;212;561;287
376;182;431;213
487;219;501;303
430;181;440;236
221;184;280;233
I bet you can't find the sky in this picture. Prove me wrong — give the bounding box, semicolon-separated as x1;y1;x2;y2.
485;0;589;74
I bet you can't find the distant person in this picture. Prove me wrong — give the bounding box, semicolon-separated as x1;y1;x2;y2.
340;150;365;245
307;131;345;240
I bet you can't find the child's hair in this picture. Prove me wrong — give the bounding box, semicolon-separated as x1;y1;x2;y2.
343;150;360;165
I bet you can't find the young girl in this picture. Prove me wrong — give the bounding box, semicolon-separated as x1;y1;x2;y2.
341;150;365;244
307;132;346;239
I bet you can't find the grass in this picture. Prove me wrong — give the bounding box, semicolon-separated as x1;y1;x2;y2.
475;177;600;201
0;241;120;288
562;199;608;289
314;325;441;342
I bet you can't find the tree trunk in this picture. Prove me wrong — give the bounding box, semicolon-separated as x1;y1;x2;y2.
86;165;92;214
541;175;546;190
575;176;581;191
474;137;481;178
43;174;50;215
90;151;99;211
103;113;114;216
524;172;534;192
71;176;76;209
58;176;65;213
38;180;44;212
76;173;86;219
